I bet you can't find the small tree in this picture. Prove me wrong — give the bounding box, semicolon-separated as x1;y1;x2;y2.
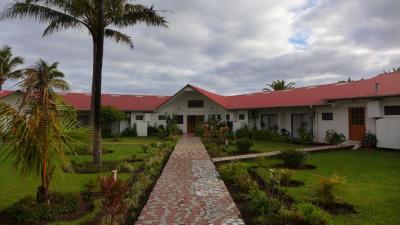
0;59;88;203
101;106;126;137
263;80;295;91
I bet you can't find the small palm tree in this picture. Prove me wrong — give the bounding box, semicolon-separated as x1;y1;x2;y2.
263;79;295;91
0;59;87;203
0;45;24;90
1;0;168;166
383;67;400;73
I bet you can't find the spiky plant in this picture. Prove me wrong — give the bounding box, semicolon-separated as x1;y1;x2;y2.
263;79;295;91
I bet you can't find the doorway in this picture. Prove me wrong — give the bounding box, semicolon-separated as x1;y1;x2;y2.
187;115;205;134
349;107;365;141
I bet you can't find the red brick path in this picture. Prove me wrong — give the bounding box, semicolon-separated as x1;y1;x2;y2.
135;136;244;225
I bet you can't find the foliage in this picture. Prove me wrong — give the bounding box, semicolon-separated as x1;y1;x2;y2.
279;149;307;168
118;161;135;173
362;131;377;148
247;188;281;217
235;126;288;142
218;162;256;191
295;203;332;225
314;173;343;205
236;138;253;153
165;115;182;136
99;175;129;225
101;106;126;138
0;59;88;203
297;126;314;144
270;168;294;186
263;79;295;91
0;45;24;90
3;193;80;224
121;124;138;137
325;130;345;145
147;124;165;138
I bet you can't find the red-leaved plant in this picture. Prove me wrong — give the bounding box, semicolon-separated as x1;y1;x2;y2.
99;173;129;225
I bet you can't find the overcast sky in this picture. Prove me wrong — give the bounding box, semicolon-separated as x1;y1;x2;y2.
0;0;399;95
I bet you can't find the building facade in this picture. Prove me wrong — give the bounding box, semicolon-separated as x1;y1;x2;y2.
1;73;400;149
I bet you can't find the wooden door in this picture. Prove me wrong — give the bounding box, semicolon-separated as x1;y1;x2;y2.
349;107;365;141
187;115;204;134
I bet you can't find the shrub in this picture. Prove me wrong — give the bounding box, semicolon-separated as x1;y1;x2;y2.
118;162;135;173
295;203;332;225
247;188;282;217
236;138;252;153
325;130;345;145
218;162;248;183
314;173;343;205
270;168;294;186
279;149;307;168
362;131;377;148
141;144;150;153
122;124;138;137
3;193;80;224
99;175;129;225
298;126;314;144
254;167;272;184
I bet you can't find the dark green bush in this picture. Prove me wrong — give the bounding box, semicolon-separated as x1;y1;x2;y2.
362;131;377;148
3;192;80;224
247;188;282;216
325;129;345;145
236;138;252;153
235;127;288;142
122;124;138;137
279;149;307;168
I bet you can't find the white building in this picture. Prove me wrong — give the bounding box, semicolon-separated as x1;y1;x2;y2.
1;72;400;149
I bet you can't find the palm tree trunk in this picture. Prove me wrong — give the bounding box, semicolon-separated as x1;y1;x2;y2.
91;0;105;166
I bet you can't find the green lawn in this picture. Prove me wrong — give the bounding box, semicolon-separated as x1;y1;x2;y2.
243;149;400;225
0;137;162;211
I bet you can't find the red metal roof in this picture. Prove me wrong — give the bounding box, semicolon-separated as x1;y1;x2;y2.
60;93;170;111
225;72;400;109
0;90;16;99
1;73;399;111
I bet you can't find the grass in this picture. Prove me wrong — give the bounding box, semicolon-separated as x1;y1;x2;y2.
0;137;162;211
241;149;400;225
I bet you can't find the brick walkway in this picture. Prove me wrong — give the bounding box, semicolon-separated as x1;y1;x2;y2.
135;136;245;225
212;141;360;163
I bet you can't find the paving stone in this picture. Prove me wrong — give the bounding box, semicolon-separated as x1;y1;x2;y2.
135;136;245;225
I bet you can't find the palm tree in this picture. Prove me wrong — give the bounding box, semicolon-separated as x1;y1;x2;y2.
263;79;295;91
0;45;24;90
1;0;168;166
383;67;400;73
0;59;87;203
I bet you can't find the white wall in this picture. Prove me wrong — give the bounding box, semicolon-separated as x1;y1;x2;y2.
375;97;400;149
155;88;227;133
0;92;22;109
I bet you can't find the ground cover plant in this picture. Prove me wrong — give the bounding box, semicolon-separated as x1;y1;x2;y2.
217;149;400;225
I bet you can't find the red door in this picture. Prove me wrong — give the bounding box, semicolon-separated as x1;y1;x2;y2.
349;107;365;141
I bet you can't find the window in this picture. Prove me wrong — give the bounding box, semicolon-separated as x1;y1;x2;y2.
226;114;230;121
135;115;144;120
322;112;333;120
188;100;204;108
173;115;184;124
209;114;221;121
158;115;166;120
384;105;400;115
239;114;245;120
261;114;278;130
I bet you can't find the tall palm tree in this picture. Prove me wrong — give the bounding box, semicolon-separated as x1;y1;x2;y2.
1;0;168;166
0;59;87;203
0;45;24;90
263;79;295;91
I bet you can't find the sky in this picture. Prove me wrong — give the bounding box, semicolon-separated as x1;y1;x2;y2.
0;0;399;95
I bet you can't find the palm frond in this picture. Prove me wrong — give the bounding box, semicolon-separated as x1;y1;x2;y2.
105;29;134;49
